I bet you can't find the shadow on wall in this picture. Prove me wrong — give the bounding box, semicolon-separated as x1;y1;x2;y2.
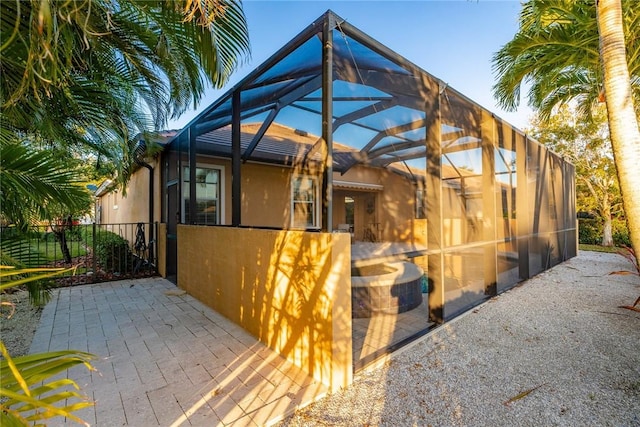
248;231;346;382
176;226;352;392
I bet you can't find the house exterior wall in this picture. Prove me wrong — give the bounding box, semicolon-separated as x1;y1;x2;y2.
177;225;352;392
96;157;162;225
101;153;426;244
241;162;293;227
173;156;300;228
334;165;427;245
178;156;426;242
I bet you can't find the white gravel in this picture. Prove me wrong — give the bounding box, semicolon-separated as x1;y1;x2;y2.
279;251;640;427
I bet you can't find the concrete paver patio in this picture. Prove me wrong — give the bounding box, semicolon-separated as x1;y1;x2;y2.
30;277;328;426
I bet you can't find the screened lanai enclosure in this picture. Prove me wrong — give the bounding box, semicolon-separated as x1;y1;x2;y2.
162;11;576;382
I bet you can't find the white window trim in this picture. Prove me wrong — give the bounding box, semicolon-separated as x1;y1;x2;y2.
291;174;321;230
182;164;225;225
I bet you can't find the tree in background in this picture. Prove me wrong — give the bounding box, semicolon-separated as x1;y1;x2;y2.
528;105;623;246
492;0;640;259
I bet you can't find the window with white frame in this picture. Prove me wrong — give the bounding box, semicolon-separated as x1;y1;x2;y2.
183;165;224;225
291;175;319;229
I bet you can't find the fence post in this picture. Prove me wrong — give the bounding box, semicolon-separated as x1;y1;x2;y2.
92;223;97;283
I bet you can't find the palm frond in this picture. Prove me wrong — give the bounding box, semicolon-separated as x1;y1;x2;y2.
1;0;250;188
0;266;96;426
0;143;93;227
492;0;638;122
0;342;95;427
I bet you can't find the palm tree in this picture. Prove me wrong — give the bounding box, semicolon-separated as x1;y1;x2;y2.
596;0;640;260
1;0;250;186
493;0;639;120
1;0;250;121
1;141;94;267
1;0;250;217
492;0;640;259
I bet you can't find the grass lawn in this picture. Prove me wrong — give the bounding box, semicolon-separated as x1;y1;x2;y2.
33;240;88;261
2;236;89;267
579;244;622;254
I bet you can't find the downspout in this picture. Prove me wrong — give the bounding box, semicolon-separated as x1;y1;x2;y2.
133;140;154;264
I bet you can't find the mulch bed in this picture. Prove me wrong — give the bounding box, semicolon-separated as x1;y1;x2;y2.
48;254;158;287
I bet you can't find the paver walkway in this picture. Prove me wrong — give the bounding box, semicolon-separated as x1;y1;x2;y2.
30;277;328;426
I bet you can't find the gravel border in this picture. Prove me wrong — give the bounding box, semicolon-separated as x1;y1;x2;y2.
1;290;43;357
279;251;640;427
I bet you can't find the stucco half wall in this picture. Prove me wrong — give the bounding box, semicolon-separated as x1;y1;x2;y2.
177;225;353;392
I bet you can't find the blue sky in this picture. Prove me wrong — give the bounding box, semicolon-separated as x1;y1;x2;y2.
168;0;534;132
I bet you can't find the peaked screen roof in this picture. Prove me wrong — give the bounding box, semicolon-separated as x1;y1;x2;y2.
166;10;499;174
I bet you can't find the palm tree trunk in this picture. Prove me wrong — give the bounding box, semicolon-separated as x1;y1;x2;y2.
51;216;73;264
597;0;640;259
56;229;72;264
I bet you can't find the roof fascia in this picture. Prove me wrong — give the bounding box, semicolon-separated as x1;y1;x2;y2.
95;179;114;197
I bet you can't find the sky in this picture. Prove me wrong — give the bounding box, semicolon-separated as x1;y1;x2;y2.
167;0;534;132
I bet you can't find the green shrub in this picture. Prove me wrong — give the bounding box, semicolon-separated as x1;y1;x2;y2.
94;231;132;273
578;217;631;247
578;218;602;245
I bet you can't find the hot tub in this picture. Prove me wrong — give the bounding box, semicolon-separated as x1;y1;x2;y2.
351;261;424;318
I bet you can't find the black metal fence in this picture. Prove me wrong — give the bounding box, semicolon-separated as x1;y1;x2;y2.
1;222;158;286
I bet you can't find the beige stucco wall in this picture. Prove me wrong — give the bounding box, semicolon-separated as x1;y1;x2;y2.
378;169;424;244
178;157;294;228
180;157;424;239
100;153;425;242
333;165;426;244
97;158;162;225
242;162;292;228
177;225;353;392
